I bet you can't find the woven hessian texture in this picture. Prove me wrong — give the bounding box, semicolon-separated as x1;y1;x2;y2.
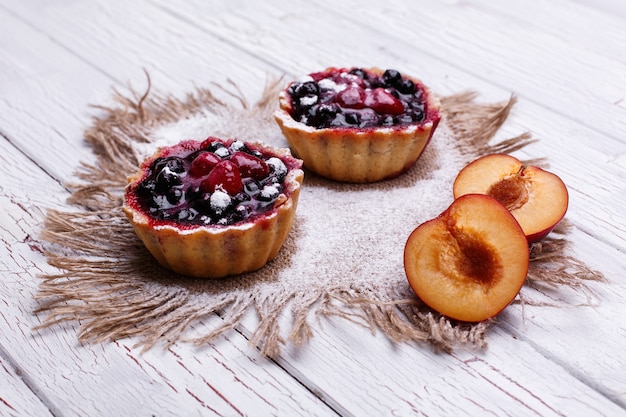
35;78;604;356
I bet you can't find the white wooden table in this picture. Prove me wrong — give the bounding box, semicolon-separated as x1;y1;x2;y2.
2;0;626;415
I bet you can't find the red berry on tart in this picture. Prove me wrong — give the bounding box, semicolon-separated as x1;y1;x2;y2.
123;137;304;278
273;67;441;183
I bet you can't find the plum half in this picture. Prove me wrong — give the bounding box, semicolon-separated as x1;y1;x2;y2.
453;154;569;243
404;194;529;322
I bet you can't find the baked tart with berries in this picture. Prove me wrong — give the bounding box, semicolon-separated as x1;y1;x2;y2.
123;137;304;278
274;67;441;183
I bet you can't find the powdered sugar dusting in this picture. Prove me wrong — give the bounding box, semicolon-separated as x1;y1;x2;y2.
275;123;466;290
141;110;219;157
39;84;544;356
299;95;318;107
318;78;345;93
267;157;287;179
144;106;287;160
210;190;232;214
147;107;464;293
260;185;279;200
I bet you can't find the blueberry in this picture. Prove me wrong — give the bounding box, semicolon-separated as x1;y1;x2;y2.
152;194;170;210
250;150;263;159
291;82;320;117
210;190;233;215
166;187;184;205
266;157;287;182
381;115;395;126
191;193;212;213
396;79;415;94
233;204;252;221
344;111;360;125
242;177;261;195
152;158;167;173
310;103;339;128
216;217;230;226
168;157;185;173
137;179;157;198
382;69;403;88
289;81;319;99
154;157;185;174
349;68;368;80
233;191;251;204
298;94;319;109
229;140;248;153
395;113;414;125
329;113;347;127
411;108;426;122
258;185;280;202
409;98;425;110
205;141;226;153
177;208;199;222
298;81;320;97
213;146;231;159
288;82;303;97
359;108;380;127
185;184;203;202
155;168;182;190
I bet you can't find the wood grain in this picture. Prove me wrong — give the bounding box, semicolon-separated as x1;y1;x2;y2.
0;355;53;417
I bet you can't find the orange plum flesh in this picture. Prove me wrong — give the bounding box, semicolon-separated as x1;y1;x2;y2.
453;154;569;243
404;194;529;322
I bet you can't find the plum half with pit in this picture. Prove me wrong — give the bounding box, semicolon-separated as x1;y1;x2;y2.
404;194;529;322
453;154;569;243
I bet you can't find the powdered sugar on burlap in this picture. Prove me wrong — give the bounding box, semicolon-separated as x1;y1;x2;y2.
35;78;604;356
147;101;462;292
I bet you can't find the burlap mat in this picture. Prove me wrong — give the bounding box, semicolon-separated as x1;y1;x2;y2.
34;76;604;356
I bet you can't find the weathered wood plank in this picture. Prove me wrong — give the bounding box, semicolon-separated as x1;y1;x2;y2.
569;0;626;19
260;302;626;416
0;354;53;417
471;0;626;59
0;1;276;181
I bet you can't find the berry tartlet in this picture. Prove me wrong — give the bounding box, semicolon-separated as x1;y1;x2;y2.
273;67;441;183
123;137;304;278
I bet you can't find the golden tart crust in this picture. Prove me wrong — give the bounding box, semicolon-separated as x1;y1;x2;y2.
123;139;304;278
274;67;441;183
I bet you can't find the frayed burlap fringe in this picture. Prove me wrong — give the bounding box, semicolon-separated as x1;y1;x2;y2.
441;92;532;156
35;77;603;356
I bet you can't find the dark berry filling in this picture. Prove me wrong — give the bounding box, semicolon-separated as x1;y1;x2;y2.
130;138;296;227
287;68;428;129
